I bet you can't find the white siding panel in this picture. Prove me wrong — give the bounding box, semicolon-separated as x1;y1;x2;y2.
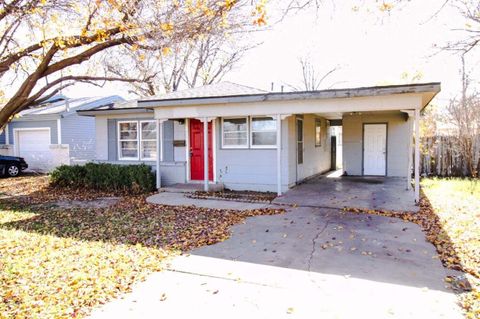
61;114;96;163
96;117;108;160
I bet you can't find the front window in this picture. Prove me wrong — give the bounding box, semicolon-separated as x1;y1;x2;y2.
222;117;248;148
251;116;277;148
118;120;157;160
119;122;138;159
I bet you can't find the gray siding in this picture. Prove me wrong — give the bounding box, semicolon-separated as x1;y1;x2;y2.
61;114;95;162
342;112;410;177
0;131;5;144
107;119;117;161
215;118;290;192
163;120;174;162
8;120;58;144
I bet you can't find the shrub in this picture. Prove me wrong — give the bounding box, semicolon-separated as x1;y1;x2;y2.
50;163;156;194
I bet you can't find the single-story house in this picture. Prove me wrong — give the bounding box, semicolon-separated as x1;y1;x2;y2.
78;81;441;202
0;95;123;171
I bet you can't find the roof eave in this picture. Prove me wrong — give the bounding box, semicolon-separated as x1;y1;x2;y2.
139;82;441;109
77;108;154;116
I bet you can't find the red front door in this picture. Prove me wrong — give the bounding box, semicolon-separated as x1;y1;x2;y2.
189;119;213;181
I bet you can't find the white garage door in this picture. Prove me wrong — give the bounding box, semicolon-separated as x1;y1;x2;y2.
16;129;51;171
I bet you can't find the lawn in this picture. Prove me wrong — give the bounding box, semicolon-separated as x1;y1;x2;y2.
0;175;282;319
422;178;480;319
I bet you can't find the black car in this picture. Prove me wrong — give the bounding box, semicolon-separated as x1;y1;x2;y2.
0;155;28;177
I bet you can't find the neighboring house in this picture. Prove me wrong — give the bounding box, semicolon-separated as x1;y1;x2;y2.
0;95;123;171
78;81;441;202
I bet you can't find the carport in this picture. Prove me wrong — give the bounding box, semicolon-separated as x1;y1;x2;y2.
273;171;419;213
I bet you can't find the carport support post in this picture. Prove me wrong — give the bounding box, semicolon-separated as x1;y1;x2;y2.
276;114;282;196
203;117;209;192
156;119;165;189
414;108;420;203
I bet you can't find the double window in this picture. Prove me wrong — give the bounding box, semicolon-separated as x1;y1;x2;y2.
221;116;277;149
118;120;157;160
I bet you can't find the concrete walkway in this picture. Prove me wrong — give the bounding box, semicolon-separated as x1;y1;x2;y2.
147;191;269;210
88;207;462;319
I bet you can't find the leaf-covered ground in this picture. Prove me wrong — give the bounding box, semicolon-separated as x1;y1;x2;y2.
345;178;480;319
0;175;283;318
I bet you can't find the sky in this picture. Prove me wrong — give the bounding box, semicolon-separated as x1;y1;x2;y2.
65;0;479;107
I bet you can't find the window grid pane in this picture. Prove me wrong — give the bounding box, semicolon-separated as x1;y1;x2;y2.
223;118;248;147
120;122;138;140
141;121;157;140
141;140;157;160
251;117;277;147
120;141;138;158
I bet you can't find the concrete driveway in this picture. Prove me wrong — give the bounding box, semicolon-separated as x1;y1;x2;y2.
89;206;463;319
273;174;419;213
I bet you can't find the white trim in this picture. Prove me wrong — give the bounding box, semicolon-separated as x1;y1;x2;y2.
414;108;420;203
212;119;217;183
56;118;62;144
154;94;424;120
156;119;161;189
220;116;249;149
407;115;414;190
276;114;282;196
117;120;139;161
13;127;51;156
5;124;9;145
185;118;190;182
117;120;157;161
203;117;209;191
186;118;217;185
250;116;278;149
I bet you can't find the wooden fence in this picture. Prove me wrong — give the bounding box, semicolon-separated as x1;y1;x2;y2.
420;135;480;177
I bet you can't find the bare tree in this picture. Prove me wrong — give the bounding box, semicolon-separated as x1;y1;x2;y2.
445;55;480;177
285;57;340;91
0;0;260;128
444;0;480;53
104;32;257;96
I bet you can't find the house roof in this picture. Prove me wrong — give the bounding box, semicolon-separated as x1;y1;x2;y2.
141;82;267;101
140;82;441;108
77;82;441;116
17;95;124;120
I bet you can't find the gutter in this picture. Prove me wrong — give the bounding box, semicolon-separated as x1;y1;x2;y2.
77;108;154;116
139;82;442;108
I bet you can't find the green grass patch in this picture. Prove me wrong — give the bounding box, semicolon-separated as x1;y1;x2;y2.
421;178;480;318
0;208;168;319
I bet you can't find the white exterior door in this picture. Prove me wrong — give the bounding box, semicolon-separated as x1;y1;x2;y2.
363;124;387;176
15;129;51;171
